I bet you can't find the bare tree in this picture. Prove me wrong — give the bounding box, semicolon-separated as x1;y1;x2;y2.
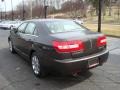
116;0;120;20
61;0;86;18
108;0;112;16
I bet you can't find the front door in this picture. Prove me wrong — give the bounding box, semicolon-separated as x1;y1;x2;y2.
20;23;37;56
13;23;28;51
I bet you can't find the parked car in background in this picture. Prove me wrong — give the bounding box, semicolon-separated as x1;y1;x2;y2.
10;21;23;29
74;19;84;24
0;20;22;30
8;19;109;77
0;21;11;29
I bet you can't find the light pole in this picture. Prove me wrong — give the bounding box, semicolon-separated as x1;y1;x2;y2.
98;0;102;32
22;0;25;20
30;0;32;19
44;6;48;18
44;0;48;18
1;0;6;20
11;0;14;20
0;8;2;20
4;0;6;19
109;0;112;16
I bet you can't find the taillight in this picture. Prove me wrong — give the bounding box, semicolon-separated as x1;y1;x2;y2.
97;35;107;47
53;40;85;53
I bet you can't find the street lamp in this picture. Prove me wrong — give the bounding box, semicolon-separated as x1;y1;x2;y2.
22;0;25;20
1;0;6;20
109;0;112;16
30;0;32;19
44;0;48;18
11;0;14;20
4;0;6;19
44;6;48;18
0;8;2;20
98;0;102;32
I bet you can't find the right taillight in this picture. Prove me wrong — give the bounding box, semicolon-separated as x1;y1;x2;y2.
53;40;85;53
97;35;107;47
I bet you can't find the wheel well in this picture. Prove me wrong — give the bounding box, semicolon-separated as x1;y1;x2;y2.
30;50;35;59
8;37;10;42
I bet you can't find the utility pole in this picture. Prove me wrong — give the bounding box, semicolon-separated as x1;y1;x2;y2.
44;6;48;18
118;4;120;20
30;0;32;19
44;0;48;18
1;0;3;20
1;0;6;20
109;0;112;16
0;8;2;20
98;0;102;32
11;0;14;20
22;0;25;20
4;0;6;20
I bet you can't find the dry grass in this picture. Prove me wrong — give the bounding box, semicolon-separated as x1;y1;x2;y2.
83;24;120;37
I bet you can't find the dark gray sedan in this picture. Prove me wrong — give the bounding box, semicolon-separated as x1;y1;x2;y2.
8;19;109;77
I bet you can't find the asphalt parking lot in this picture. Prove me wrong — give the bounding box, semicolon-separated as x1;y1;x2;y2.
0;30;120;90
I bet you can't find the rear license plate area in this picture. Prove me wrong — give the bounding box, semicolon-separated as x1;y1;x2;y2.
88;58;99;68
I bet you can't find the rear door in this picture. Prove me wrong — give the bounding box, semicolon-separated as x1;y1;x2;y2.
21;22;37;56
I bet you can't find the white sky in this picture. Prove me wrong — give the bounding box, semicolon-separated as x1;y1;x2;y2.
0;0;69;11
0;0;22;11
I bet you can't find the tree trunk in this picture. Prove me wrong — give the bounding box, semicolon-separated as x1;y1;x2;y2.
96;7;98;16
109;0;112;16
118;6;120;21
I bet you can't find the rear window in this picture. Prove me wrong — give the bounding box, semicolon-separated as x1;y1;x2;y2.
44;20;86;34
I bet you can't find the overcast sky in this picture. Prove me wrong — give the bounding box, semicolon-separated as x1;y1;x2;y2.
0;0;22;11
0;0;69;11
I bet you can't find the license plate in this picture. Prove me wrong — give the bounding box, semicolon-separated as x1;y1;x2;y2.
88;58;99;68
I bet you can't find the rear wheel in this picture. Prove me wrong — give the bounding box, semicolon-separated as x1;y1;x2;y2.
8;40;16;53
31;52;47;78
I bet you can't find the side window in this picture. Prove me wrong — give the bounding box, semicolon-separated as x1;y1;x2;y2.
25;23;36;35
18;23;28;33
33;28;38;35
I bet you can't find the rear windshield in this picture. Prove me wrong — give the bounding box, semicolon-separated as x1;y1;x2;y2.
44;20;86;34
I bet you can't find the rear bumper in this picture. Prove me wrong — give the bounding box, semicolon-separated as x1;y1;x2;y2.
52;50;109;74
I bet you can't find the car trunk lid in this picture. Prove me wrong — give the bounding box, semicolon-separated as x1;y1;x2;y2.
51;30;106;59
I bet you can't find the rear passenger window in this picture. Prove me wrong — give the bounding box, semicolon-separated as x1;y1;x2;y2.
18;23;28;33
25;23;36;35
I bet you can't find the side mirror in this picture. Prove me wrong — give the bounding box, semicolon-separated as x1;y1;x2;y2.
12;27;18;33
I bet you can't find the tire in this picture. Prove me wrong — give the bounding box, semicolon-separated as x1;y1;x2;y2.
8;40;16;54
31;52;47;78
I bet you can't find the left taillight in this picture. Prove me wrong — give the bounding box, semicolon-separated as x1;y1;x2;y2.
53;40;85;53
97;35;107;47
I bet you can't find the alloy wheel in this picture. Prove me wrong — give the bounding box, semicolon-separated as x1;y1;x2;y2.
32;55;40;75
9;41;13;52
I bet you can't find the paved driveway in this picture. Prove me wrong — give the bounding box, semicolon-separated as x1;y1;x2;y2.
0;30;120;90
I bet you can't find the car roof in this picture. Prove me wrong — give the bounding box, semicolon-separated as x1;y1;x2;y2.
24;19;71;23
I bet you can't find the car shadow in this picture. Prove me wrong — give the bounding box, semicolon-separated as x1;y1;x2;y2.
0;48;92;89
41;71;92;89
